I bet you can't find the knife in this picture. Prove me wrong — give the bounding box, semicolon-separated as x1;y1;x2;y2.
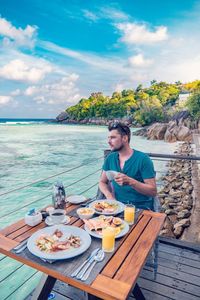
15;243;28;254
71;248;100;278
13;238;29;251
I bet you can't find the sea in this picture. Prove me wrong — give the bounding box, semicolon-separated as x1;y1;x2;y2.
0;118;179;299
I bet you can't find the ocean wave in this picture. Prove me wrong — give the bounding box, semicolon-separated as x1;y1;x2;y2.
0;121;46;125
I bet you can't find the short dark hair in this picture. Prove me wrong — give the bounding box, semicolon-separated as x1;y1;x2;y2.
108;121;131;142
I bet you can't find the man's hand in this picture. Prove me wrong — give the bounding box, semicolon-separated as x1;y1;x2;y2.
114;173;131;186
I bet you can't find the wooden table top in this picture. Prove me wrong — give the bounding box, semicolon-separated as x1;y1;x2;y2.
0;203;166;300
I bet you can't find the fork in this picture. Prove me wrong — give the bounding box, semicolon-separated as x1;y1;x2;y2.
81;250;105;281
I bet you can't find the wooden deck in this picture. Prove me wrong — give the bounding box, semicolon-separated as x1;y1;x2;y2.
21;237;200;300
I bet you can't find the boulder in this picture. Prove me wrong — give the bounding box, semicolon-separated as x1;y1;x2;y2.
147;123;168;140
174;219;191;229
173;226;184;238
177;210;191;219
176;125;192;141
56;111;69;122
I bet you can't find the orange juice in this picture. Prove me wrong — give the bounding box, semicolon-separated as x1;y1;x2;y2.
124;205;135;225
102;227;115;252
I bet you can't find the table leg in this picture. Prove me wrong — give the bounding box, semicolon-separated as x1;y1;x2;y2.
132;283;146;300
32;274;57;300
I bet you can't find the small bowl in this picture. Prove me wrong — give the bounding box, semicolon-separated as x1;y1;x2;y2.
25;212;42;227
76;207;95;220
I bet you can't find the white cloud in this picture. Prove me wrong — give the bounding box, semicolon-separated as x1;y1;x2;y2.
116;22;168;45
0;95;13;105
100;7;129;21
128;54;153;67
24;73;80;105
0;17;37;47
82;10;99;22
0;59;52;83
40;40;125;73
10;89;21;96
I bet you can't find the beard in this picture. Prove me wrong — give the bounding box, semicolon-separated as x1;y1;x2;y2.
112;143;125;152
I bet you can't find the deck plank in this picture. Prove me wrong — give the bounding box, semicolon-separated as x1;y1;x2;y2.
138;277;200;300
159;244;200;261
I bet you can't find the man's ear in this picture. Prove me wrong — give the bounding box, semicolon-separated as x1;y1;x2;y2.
123;135;128;143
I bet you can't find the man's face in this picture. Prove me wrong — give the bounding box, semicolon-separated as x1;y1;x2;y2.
108;129;126;151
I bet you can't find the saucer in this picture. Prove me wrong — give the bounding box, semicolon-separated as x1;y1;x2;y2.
45;216;70;226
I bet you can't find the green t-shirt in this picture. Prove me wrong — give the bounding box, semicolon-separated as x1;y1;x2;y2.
102;149;156;209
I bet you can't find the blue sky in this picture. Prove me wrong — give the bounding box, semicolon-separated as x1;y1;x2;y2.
0;0;200;118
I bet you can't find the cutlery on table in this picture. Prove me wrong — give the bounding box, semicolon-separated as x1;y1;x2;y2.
13;239;29;253
81;196;97;207
81;250;105;281
71;248;100;278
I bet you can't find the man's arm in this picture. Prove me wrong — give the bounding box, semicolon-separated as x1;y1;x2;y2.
114;174;157;197
99;170;115;199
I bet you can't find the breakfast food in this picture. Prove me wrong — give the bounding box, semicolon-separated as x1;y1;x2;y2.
83;215;124;236
78;208;94;215
35;229;81;253
93;201;119;213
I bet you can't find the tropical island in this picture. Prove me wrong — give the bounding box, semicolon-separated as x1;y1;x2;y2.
56;80;200;143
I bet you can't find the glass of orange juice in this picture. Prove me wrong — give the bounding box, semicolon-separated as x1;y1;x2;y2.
102;227;115;252
124;204;135;225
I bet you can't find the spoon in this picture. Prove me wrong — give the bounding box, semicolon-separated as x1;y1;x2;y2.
81;249;105;281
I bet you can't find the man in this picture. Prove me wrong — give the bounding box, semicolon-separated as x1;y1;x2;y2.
99;122;157;210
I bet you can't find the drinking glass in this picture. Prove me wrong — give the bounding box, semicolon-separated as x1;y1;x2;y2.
124;204;135;225
102;227;115;252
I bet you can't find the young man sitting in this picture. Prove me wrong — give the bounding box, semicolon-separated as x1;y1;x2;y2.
99;122;157;210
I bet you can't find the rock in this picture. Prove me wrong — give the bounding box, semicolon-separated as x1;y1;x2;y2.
164;123;192;142
56;111;69;122
177;210;191;219
174;219;191;229
165;209;176;215
168;202;178;208
168;214;177;225
169;190;184;198
176;125;191;141
147;123;168;140
160;228;175;237
174;226;184;238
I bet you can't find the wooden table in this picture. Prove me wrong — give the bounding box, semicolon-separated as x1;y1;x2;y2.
0;203;165;300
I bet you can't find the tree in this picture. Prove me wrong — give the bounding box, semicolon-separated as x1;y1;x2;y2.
186;90;200;120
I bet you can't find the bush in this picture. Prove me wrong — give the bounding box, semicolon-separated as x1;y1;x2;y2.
186;90;200;120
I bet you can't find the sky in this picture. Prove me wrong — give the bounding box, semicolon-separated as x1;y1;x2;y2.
0;0;200;118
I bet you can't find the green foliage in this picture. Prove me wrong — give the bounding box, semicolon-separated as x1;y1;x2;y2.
186;90;200;120
64;80;198;126
134;95;164;125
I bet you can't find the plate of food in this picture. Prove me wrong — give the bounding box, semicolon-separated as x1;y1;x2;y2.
89;200;125;215
27;225;91;260
83;215;129;239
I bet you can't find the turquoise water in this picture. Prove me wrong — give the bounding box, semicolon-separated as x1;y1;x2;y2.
0;121;179;228
0;121;179;300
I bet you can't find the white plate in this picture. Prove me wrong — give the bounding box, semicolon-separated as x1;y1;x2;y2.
27;225;91;260
84;217;129;239
67;195;87;204
89;200;125;215
45;215;70;226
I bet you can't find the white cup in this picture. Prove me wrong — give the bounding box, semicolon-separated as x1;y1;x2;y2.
49;209;66;224
106;170;119;181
